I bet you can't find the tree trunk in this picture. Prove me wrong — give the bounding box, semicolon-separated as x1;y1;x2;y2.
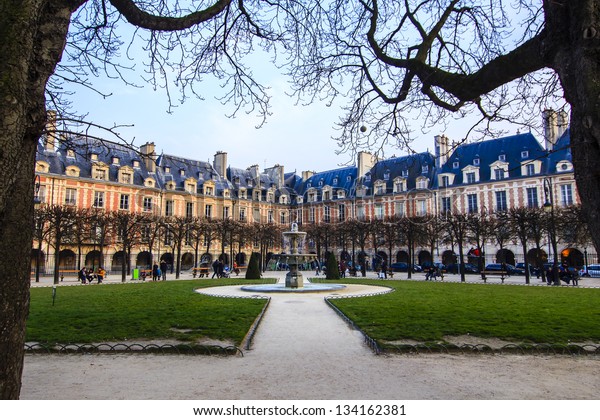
0;0;80;399
545;1;600;254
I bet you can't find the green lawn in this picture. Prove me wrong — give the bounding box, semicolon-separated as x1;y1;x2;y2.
320;279;600;346
27;279;273;345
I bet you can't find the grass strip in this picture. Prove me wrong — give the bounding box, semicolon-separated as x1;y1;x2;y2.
27;279;273;346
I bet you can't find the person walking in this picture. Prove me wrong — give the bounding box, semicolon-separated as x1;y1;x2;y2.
212;259;219;278
152;263;159;281
160;260;168;281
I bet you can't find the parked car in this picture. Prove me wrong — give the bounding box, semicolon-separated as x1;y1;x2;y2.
579;264;600;277
484;263;525;275
445;263;479;274
515;263;540;276
389;262;423;272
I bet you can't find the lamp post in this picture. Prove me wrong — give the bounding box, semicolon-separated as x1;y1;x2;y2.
543;177;560;286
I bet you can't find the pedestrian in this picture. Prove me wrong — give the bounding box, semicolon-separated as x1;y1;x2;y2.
97;267;106;283
160;260;168;281
339;261;346;278
78;266;87;284
315;261;320;276
381;260;388;279
152;263;159;281
212;259;219;278
217;259;224;278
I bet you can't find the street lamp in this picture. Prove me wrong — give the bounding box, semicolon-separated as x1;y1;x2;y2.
33;175;42;282
33;175;41;209
543;177;560;286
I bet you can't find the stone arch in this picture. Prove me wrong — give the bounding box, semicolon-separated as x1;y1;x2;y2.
136;251;153;269
112;251;127;272
441;250;456;266
496;249;515;266
59;249;77;270
85;250;102;270
235;252;247;266
395;250;409;263
561;248;584;268
527;248;547;267
418;250;432;268
181;252;194;270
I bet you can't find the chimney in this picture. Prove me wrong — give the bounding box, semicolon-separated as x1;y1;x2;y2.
140;142;156;173
248;164;260;181
357;151;376;179
543;109;563;151
302;170;315;181
213;151;227;178
434;134;450;167
44;110;58;152
557;110;569;139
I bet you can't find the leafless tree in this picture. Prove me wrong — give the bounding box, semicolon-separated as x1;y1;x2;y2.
288;0;600;256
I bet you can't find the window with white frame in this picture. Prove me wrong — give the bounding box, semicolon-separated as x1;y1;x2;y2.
383;170;390;180
441;175;449;187
467;194;478;213
495;190;507;212
338;204;345;221
561;184;574;206
280;211;286;225
416;200;426;216
494;168;505;180
416;177;428;189
442;197;452;214
223;206;230;219
395;202;405;216
324;206;331;222
453;161;460;169
375;182;385;194
466;172;476;184
239;207;246;222
337;190;345;199
357;205;365;220
143;197;152;212
526;163;535;176
94;191;105;208
65;188;77;206
527;187;539;208
375;203;384;219
394;179;405;193
186;202;193;218
309;207;315;222
239;189;247;199
521;150;529;158
323;190;331;200
268;210;274;223
119;194;129;210
205;186;213;196
205;204;212;218
165;200;174;216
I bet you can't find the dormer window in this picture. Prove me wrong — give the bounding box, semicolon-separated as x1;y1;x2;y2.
466;172;476;184
499;154;506;162
280;195;288;204
133;160;140;168
383;170;390;181
346;175;352;182
112;156;120;165
205;186;214;196
453;161;459;169
319;179;324;187
90;153;98;161
337;190;345;199
164;166;170;173
67;149;76;158
247;179;253;187
422;165;429;174
473;158;480;166
521;150;529;158
180;169;185;176
94;168;107;180
416;177;428;189
364;173;371;182
401;169;408;177
333;177;338;186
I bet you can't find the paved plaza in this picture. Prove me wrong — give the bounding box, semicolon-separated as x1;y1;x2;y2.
21;270;600;399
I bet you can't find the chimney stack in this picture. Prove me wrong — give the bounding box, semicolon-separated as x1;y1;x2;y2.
140;142;156;173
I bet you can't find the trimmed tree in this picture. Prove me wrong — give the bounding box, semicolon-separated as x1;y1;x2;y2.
326;252;341;280
245;252;261;280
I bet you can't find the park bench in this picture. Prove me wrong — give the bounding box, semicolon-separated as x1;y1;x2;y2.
480;270;508;283
192;267;209;278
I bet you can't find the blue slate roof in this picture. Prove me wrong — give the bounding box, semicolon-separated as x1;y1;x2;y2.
295;166;358;198
156;154;232;194
366;152;436;191
546;129;573;175
436;132;548;186
36;137;154;185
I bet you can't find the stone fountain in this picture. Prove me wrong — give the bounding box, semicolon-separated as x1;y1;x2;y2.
241;222;345;293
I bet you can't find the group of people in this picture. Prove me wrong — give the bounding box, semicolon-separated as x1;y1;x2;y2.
211;259;239;278
148;260;168;281
78;266;105;284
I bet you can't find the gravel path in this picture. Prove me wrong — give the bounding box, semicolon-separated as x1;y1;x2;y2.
20;273;600;400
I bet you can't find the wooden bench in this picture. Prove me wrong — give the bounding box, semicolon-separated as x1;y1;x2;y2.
59;270;80;282
480;270;508;283
192;267;210;278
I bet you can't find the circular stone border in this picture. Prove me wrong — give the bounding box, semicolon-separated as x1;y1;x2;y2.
240;283;347;293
